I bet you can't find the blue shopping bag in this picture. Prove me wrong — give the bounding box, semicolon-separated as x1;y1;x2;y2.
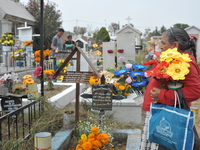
148;103;195;150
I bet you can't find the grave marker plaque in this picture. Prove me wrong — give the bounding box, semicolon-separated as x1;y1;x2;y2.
1;97;22;112
61;71;95;83
92;84;113;110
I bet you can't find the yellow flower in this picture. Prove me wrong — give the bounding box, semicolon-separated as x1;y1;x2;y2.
160;48;181;63
2;34;6;37
147;41;151;44
81;134;87;142
93;44;98;48
22;78;35;85
59;75;64;81
8;34;12;38
4;40;8;44
23;75;32;79
119;85;125;90
166;61;190;80
177;53;192;62
81;141;93;150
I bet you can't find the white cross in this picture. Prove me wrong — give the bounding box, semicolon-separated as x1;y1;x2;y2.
126;16;132;24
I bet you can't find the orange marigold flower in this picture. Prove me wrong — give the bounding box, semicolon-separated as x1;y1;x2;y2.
124;93;129;96
97;133;110;144
91;126;99;133
114;82;120;87
88;133;96;139
76;144;83;150
81;141;93;150
93;140;103;148
119;85;125;90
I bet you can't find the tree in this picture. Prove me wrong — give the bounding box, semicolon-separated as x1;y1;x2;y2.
73;26;80;35
11;0;19;2
93;27;110;45
79;27;87;36
173;23;189;29
108;22;119;36
87;24;93;36
26;0;62;49
159;25;167;34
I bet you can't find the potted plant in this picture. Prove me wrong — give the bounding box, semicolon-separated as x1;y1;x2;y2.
0;32;14;52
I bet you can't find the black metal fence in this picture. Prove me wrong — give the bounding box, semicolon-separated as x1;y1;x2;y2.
0;100;42;145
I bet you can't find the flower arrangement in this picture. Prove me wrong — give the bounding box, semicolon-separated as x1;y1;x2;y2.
0;32;14;46
76;126;110;150
34;49;52;62
23;41;33;46
144;48;192;81
89;76;101;85
117;49;124;53
10;48;27;61
33;66;55;90
0;72;21;93
22;75;35;85
110;63;148;97
56;59;70;81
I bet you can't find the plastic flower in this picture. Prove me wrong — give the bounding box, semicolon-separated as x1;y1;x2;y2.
176;53;192;62
107;50;113;53
114;82;120;87
23;75;32;79
166;61;190;80
132;64;147;70
22;78;34;85
118;49;124;53
33;66;42;77
114;69;129;75
160;48;181;63
125;77;132;83
142;77;149;83
125;64;132;69
129;71;144;78
93;44;98;48
119;85;125;90
132;81;147;87
89;76;100;85
143;60;160;67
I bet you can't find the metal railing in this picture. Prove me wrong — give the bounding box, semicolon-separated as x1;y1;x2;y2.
0;100;42;145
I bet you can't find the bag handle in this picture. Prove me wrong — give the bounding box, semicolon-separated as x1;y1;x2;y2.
174;91;181;109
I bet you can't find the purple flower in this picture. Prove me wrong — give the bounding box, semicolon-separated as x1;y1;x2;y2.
125;77;132;83
125;64;133;69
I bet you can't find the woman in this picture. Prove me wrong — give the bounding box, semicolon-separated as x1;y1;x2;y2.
140;27;200;150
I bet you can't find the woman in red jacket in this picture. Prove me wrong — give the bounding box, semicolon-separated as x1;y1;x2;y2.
140;27;200;150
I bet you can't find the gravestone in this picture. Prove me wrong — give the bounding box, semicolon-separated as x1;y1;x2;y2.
116;24;142;62
102;41;116;70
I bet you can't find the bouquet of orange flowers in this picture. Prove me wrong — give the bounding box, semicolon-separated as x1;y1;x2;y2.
23;41;33;46
76;126;110;150
34;49;52;62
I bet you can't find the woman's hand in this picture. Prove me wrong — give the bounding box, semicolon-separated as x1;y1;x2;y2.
150;87;161;103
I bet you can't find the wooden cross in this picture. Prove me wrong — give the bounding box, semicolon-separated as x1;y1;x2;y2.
126;16;132;24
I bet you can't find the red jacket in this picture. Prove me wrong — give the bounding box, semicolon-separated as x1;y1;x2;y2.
142;53;200;111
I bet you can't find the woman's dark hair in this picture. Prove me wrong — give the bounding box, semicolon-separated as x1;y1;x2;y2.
165;27;197;60
67;35;72;38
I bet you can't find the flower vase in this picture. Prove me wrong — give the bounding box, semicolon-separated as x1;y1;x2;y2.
26;46;33;52
47;81;54;90
63;111;75;129
2;46;11;52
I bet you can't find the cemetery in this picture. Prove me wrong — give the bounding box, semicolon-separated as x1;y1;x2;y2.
0;0;200;150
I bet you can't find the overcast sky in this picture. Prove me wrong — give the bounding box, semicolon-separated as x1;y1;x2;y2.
19;0;200;35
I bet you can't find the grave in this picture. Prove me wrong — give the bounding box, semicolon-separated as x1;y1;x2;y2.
71;87;143;124
103;17;142;70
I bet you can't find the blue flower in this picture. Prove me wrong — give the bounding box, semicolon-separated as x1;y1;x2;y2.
129;71;144;78
142;77;149;83
132;81;147;87
132;64;148;70
114;69;129;75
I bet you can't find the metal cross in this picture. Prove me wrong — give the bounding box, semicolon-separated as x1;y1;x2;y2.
126;16;132;24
